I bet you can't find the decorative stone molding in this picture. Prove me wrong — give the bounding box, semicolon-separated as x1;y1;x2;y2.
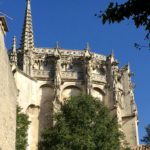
92;73;106;83
8;0;139;149
32;70;50;78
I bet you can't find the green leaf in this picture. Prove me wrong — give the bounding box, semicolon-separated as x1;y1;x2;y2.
39;95;130;150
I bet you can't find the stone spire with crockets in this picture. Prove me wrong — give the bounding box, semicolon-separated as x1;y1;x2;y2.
21;0;34;52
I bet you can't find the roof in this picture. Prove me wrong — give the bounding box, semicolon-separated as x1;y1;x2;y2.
33;48;107;60
0;16;8;32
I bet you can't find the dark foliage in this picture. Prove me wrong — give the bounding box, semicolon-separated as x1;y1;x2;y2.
39;95;130;150
142;124;150;147
97;0;150;50
16;106;30;150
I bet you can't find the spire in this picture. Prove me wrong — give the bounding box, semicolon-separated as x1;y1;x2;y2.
110;49;115;63
85;42;90;51
10;36;17;66
127;63;132;75
54;41;61;58
12;36;17;53
111;50;115;58
55;41;60;49
84;43;91;59
21;0;34;51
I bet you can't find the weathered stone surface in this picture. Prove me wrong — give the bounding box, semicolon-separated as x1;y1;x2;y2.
13;47;139;149
0;17;17;150
9;0;139;149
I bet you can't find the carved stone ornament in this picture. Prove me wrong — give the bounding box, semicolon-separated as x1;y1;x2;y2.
54;48;60;59
54;57;62;102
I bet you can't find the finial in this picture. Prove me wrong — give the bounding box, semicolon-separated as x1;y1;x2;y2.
54;42;60;58
84;43;91;59
26;0;31;10
111;50;115;57
127;62;131;72
55;41;60;49
12;36;17;53
85;42;91;51
109;49;115;63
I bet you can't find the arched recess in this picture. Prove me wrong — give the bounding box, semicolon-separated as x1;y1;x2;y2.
91;87;105;101
62;86;82;101
39;84;55;136
26;104;40;150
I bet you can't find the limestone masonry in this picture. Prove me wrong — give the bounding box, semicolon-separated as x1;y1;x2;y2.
0;17;17;150
9;0;139;149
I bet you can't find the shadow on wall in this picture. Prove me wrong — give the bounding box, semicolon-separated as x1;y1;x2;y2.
26;83;55;149
92;87;105;102
61;85;82;101
26;104;40;150
38;84;55;140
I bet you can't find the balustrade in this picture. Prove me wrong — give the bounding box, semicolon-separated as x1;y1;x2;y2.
32;70;50;78
92;73;106;82
61;71;83;80
32;70;106;82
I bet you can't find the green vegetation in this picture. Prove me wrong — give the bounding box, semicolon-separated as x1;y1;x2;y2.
39;95;130;150
16;106;30;150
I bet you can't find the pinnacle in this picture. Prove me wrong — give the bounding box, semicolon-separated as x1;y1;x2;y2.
27;0;31;10
21;0;34;51
55;41;60;49
12;36;17;53
85;42;91;51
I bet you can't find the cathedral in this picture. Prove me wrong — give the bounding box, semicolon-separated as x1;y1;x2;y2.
9;0;139;149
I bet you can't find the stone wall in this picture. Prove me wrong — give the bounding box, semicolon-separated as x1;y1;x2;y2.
14;70;55;150
14;53;139;149
121;67;139;147
0;17;18;150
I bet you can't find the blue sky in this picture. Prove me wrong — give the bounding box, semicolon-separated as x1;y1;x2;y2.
1;0;150;143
